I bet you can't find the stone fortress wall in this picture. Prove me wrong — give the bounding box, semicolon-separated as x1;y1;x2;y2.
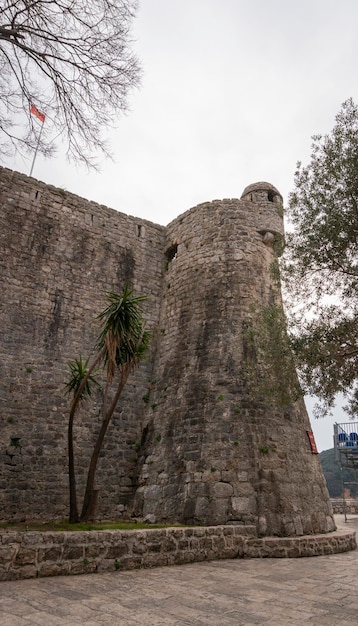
0;167;165;520
133;185;334;536
0;167;334;537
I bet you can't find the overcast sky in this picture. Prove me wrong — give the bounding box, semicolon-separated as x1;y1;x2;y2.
3;0;358;451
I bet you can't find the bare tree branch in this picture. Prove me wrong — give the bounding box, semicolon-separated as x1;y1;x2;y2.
0;0;141;166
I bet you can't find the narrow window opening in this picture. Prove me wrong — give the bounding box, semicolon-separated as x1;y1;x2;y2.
137;224;142;238
165;242;178;265
267;190;274;202
35;190;40;200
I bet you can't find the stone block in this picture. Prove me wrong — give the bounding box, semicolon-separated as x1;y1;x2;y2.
15;548;36;566
213;482;233;498
37;546;63;562
62;545;83;560
232;497;252;514
105;542;129;558
0;545;17;563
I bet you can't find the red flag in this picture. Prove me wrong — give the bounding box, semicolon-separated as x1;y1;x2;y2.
30;104;45;123
307;430;319;454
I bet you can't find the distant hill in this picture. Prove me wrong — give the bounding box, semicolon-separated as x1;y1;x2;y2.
319;448;358;497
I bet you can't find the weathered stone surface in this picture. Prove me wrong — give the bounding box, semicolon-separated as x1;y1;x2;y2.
0;525;355;581
0;167;165;521
15;548;36;565
132;182;334;535
332;500;358;514
0;168;334;537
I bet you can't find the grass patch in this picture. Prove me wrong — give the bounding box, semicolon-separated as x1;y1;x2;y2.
0;520;178;533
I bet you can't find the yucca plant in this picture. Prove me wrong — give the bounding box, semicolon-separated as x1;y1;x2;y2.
66;285;151;523
66;356;100;523
65;355;100;398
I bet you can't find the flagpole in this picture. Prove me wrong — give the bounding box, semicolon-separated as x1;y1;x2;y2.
29;121;44;178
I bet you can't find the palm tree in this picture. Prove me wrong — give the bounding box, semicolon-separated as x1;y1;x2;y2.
66;285;151;523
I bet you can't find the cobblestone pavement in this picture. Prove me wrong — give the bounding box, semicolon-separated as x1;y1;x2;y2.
1;515;358;626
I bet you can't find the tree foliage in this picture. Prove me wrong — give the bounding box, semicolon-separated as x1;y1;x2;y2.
66;286;151;523
319;448;358;498
65;355;99;399
282;99;358;417
0;0;140;165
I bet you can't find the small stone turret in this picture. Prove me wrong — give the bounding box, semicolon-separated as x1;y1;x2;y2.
241;180;283;203
134;183;334;536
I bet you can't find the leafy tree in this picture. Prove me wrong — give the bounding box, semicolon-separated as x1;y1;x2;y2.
282;99;358;417
0;1;140;165
66;286;151;523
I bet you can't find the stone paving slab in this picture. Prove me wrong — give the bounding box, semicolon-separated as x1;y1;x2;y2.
0;515;357;626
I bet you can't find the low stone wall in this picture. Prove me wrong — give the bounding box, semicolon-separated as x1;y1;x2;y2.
0;525;355;581
331;500;358;514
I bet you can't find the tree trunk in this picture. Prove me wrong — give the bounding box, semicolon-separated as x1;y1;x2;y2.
68;346;105;523
84;488;100;522
80;415;112;521
68;409;79;523
80;368;131;522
